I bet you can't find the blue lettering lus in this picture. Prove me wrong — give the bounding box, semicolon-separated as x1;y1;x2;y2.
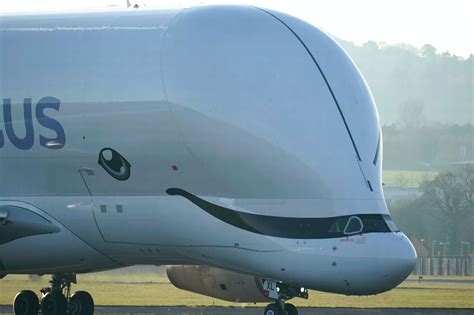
36;96;65;149
3;98;35;150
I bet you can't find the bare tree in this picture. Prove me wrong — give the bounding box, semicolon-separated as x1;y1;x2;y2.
397;99;425;129
458;165;474;210
420;166;474;254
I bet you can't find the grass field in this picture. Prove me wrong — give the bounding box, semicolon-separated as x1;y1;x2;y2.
1;273;473;309
382;170;438;188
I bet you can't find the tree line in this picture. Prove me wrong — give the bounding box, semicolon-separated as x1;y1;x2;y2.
337;40;472;126
382;123;472;170
390;166;474;256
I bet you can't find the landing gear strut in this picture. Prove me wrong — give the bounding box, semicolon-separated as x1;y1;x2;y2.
13;274;94;315
264;300;298;315
262;280;307;315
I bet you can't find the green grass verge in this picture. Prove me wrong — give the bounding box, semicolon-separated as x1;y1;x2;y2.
1;274;473;309
407;275;474;281
383;170;438;188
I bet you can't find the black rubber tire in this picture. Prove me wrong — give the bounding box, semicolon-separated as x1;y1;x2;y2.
41;292;67;315
284;303;298;315
13;290;39;315
264;303;283;315
69;291;94;315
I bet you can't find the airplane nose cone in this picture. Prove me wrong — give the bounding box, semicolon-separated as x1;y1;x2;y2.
380;233;417;291
396;235;417;274
403;235;418;267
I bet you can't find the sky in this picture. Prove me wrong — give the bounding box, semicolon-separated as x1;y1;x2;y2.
1;0;472;58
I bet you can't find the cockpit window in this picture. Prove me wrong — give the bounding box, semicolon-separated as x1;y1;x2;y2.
327;214;394;236
344;216;363;235
328;217;349;234
361;214;390;232
383;214;400;232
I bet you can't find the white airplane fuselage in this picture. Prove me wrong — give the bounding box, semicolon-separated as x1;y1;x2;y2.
0;5;416;298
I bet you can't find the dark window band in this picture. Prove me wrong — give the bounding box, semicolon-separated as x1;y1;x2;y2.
167;188;396;239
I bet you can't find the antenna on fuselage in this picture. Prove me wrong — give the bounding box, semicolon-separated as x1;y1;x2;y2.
126;0;131;8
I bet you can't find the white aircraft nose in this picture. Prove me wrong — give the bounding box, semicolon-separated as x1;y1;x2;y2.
399;234;417;273
289;233;417;295
346;233;417;295
378;233;417;292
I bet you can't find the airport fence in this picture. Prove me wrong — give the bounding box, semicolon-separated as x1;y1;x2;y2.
412;256;474;276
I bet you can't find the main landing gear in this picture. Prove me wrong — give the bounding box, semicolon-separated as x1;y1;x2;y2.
262;280;308;315
13;274;94;315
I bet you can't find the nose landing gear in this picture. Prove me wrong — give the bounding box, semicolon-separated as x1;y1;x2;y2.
264;300;298;315
261;280;308;315
12;274;94;315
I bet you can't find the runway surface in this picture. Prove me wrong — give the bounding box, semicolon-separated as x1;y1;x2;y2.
1;306;473;315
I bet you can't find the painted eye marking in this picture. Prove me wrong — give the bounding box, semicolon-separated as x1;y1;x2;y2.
166;188;393;239
98;147;131;181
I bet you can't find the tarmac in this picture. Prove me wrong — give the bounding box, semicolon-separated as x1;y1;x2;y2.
1;306;473;315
